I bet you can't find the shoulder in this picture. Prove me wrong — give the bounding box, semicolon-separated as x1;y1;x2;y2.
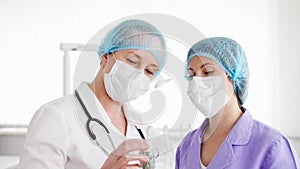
176;127;203;167
176;128;199;153
249;119;291;150
29;95;76;129
42;94;75;110
251;120;299;167
37;95;76;117
237;108;287;146
252;120;286;144
20;97;76;168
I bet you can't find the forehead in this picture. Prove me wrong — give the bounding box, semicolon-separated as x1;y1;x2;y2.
189;56;216;67
116;49;159;67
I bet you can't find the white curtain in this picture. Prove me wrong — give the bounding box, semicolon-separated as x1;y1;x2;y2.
275;0;300;137
0;0;299;138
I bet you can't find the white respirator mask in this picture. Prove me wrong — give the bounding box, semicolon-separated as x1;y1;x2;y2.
104;59;151;103
187;75;230;118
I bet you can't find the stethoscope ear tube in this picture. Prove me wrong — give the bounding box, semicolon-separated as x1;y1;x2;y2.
75;90;92;120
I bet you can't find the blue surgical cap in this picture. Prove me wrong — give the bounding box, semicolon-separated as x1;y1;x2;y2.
186;37;250;105
98;19;167;75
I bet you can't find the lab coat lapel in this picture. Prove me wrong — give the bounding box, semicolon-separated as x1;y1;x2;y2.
186;140;201;169
207;109;253;169
123;103;144;139
181;120;209;169
207;138;234;169
189;118;234;169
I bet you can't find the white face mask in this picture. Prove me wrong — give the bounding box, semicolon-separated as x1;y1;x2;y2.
187;76;230;118
104;60;151;103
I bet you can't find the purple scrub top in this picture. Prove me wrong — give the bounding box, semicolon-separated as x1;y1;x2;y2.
175;108;300;169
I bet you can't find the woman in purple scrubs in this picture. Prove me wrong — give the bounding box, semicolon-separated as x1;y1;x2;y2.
175;37;300;169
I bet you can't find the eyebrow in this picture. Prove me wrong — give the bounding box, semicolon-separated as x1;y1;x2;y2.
135;53;160;68
188;62;214;71
148;64;159;69
131;53;141;59
200;62;213;68
129;52;159;69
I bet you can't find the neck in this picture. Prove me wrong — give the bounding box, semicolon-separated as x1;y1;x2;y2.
203;99;243;142
88;72;127;134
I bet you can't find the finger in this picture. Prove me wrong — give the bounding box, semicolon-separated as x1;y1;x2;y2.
121;166;142;169
120;166;142;169
113;139;149;156
126;167;142;169
126;153;149;160
112;154;149;169
100;153;119;168
102;142;149;169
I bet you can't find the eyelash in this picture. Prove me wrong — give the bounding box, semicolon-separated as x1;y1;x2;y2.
187;70;214;78
204;70;214;75
145;69;154;75
126;58;137;64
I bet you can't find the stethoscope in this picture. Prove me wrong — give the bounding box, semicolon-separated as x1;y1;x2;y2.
75;90;145;155
75;90;116;155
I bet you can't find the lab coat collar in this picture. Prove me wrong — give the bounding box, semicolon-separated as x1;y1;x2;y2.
184;107;253;168
195;108;253;145
208;108;253;168
76;82;111;123
179;119;208;168
227;108;253;146
208;138;234;169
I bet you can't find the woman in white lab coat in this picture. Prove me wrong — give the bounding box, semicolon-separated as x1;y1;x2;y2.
18;19;167;169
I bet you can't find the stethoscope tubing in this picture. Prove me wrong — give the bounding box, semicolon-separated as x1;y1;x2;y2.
75;90;115;154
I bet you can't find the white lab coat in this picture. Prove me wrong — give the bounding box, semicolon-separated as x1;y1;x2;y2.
18;82;143;169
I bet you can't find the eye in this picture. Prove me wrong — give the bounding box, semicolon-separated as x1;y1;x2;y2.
204;70;214;75
145;69;154;76
126;58;137;64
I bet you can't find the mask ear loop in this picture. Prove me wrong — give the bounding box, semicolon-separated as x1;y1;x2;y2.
224;73;236;104
105;52;118;76
202;74;231;143
111;52;117;61
225;73;235;102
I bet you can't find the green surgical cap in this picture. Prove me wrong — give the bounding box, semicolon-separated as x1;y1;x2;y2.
98;19;167;76
186;37;250;105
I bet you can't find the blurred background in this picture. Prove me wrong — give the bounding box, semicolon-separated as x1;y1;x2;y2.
0;0;300;168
